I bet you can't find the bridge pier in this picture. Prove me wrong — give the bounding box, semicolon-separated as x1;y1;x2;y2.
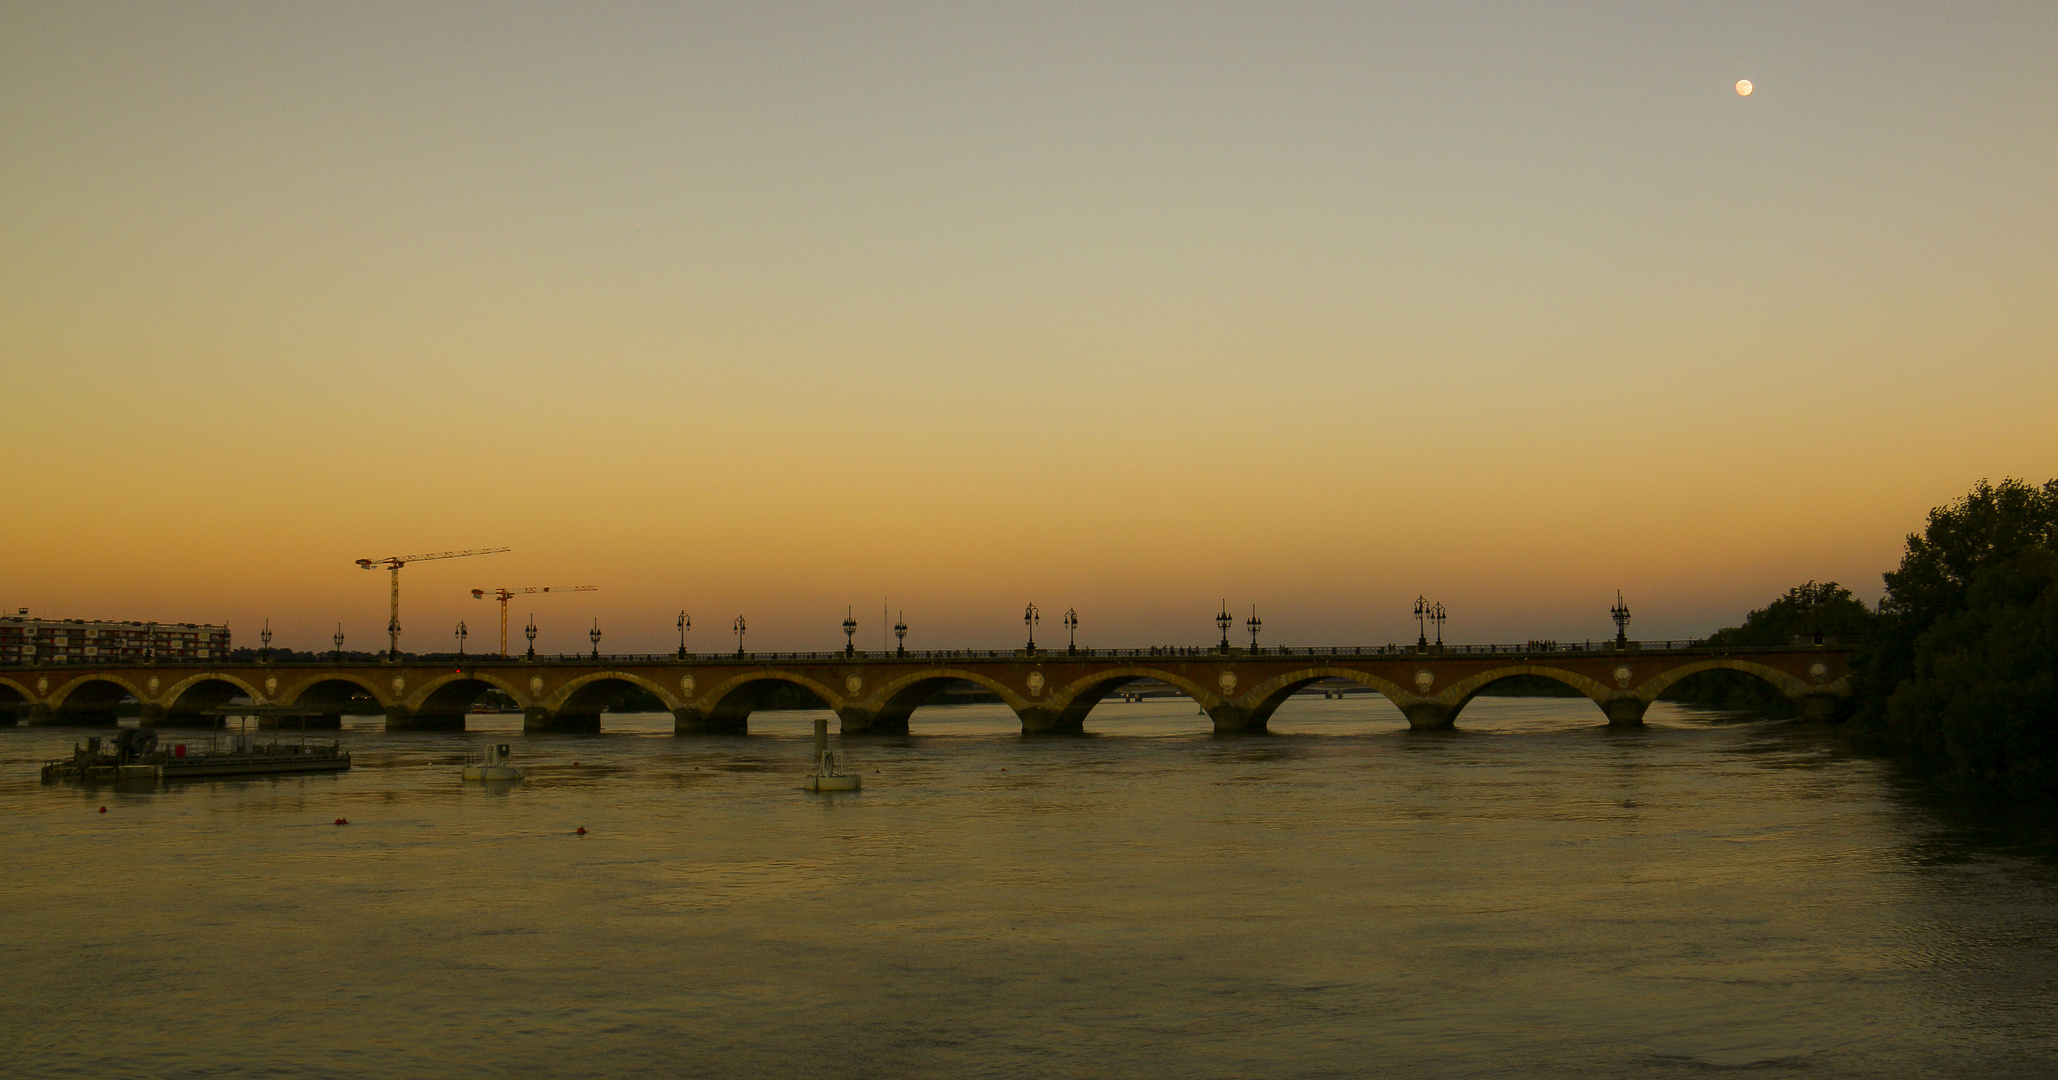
1203;704;1269;735
672;707;745;734
837;706;904;737
19;703;55;726
524;707;596;734
1017;705;1083;735
385;705;465;732
1600;696;1650;726
1403;702;1457;730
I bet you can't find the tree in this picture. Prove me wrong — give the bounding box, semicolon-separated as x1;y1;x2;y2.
1859;478;2058;797
1666;582;1874;714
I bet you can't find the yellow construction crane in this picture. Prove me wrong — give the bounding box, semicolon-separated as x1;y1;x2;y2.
471;585;598;656
355;548;512;659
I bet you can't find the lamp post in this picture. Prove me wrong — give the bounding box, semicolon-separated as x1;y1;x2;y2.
1611;591;1631;648
1217;600;1233;653
1023;603;1039;653
1246;606;1263;652
456;620;468;657
894;612;908;656
843;607;858;657
1804;580;1822;644
260;620;273;663
733;615;746;658
1414;596;1429;649
524;616;537;660
1064;608;1079;655
1432;602;1446;648
676;610;691;659
332;624;345;661
589;619;602;660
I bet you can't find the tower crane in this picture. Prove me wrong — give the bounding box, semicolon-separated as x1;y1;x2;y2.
472;586;598;657
354;548;511;659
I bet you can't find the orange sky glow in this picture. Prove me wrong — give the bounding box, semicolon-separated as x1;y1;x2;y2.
3;3;2053;654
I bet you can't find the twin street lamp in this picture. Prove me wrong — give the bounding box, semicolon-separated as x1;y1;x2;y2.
1023;603;1040;652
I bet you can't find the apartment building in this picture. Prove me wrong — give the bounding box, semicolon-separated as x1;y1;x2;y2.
0;612;231;663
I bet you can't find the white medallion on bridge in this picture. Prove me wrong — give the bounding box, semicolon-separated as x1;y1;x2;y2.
36;676;48;694
264;675;278;694
391;675;406;693
1218;671;1238;694
1613;666;1633;688
1026;672;1045;696
845;675;863;695
529;675;545;694
147;676;160;694
1809;661;1828;681
1413;670;1433;691
680;675;695;696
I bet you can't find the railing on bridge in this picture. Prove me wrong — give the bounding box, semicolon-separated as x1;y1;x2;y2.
2;637;1870;670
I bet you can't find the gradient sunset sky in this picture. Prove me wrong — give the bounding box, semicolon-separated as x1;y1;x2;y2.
4;2;2054;654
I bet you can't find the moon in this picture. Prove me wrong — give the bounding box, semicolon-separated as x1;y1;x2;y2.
1736;79;1753;96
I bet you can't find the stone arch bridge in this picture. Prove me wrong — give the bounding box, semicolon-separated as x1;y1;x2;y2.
1;643;1853;735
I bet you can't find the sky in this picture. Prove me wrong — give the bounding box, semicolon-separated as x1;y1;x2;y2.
3;1;2054;655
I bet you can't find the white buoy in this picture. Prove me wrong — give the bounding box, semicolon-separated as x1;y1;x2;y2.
461;743;524;782
804;717;860;791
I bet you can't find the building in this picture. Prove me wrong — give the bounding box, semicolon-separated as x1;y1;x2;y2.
0;612;231;664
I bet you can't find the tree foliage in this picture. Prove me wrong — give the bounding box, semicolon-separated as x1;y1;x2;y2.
1665;581;1874;713
1705;581;1875;647
1859;478;2058;797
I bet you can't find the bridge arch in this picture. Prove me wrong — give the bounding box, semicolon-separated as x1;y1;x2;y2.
532;671;680;733
687;671;843;735
280;673;392;710
860;669;1022;735
0;677;25;724
1636;657;1811;702
160;673;262;727
1440;665;1614;726
1027;667;1220;734
45;674;148;725
405;671;538;727
1236;667;1417;730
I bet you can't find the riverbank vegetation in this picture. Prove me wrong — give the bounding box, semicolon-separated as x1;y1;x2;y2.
1725;479;2057;799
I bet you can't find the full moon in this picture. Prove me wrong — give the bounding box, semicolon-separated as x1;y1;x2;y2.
1736;79;1753;96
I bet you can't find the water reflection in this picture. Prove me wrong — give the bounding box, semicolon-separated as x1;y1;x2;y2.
3;697;2054;1079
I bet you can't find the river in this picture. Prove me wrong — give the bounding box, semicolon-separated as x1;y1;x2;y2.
3;697;2055;1078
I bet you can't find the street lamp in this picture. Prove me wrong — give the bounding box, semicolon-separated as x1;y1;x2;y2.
1611;591;1631;648
894;611;908;656
733;615;746;658
1246;606;1263;652
843;606;858;657
676;610;691;659
1064;608;1079;655
1024;603;1040;652
260;619;273;663
1414;596;1429;649
456;620;468;657
1432;602;1447;648
589;619;602;660
1217;600;1233;653
524;616;538;660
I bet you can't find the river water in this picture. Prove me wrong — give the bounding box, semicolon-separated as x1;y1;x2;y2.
3;697;2055;1079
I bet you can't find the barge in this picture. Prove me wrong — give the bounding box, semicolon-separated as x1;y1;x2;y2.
41;708;350;783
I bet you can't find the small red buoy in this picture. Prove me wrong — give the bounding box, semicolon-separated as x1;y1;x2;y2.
572;761;580;767
334;818;349;826
575;827;587;835
98;806;107;813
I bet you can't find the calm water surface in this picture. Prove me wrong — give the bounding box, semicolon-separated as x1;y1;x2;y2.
3;697;2055;1078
